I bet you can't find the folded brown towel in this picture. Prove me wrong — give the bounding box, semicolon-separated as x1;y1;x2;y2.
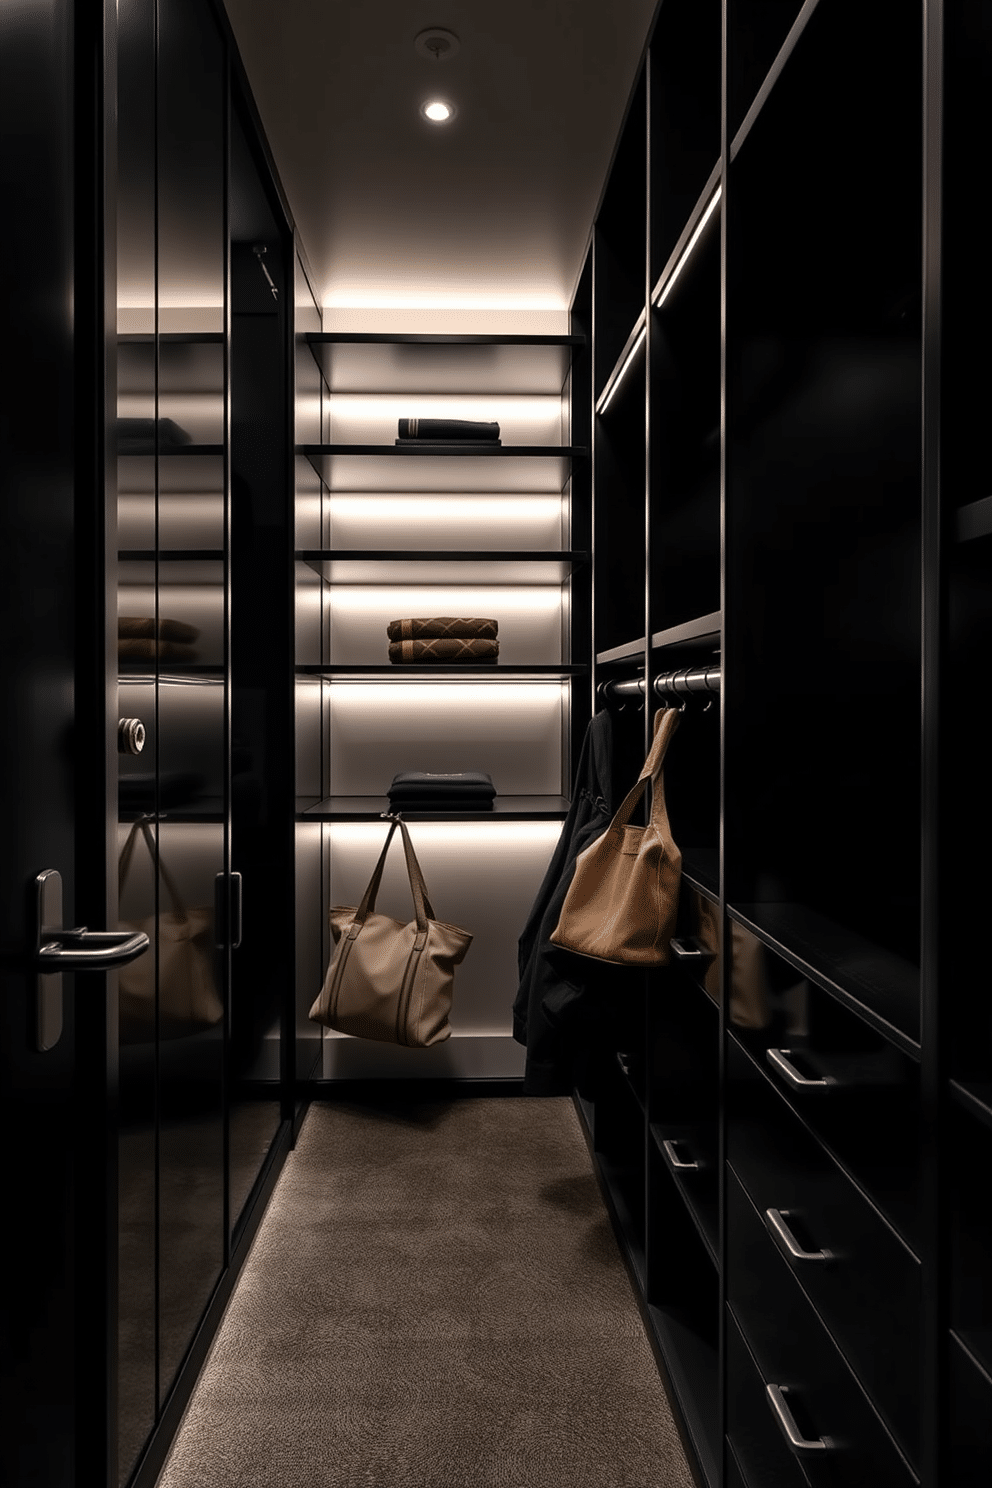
389;638;499;663
119;615;201;642
118;639;200;660
387;617;498;642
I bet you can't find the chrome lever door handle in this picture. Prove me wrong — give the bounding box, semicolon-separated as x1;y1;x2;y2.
766;1047;837;1092
766;1384;832;1454
36;928;149;970
32;869;150;1053
764;1208;832;1263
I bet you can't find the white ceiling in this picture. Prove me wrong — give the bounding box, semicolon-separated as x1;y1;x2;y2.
222;0;657;326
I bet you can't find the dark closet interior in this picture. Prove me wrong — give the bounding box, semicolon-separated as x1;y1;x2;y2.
2;1;989;1485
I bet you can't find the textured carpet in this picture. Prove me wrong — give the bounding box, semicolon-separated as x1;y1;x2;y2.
155;1097;694;1488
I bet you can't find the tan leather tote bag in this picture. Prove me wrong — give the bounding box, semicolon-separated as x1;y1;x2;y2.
118;819;222;1042
309;816;472;1047
551;706;682;966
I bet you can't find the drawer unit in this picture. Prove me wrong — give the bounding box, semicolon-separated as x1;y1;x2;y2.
726;1167;917;1486
650;1122;719;1264
672;886;723;1004
648;961;719;1125
726;1308;814;1488
727;1037;921;1463
948;1333;992;1486
949;1106;992;1380
725;1439;751;1488
727;973;921;1253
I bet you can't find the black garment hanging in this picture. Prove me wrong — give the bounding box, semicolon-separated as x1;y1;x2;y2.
513;709;615;1095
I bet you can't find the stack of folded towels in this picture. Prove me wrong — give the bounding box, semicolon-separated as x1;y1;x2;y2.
396;417;501;448
387;771;497;812
386;616;498;664
119;615;200;661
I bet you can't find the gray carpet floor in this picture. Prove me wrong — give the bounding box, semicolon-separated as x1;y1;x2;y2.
156;1097;695;1487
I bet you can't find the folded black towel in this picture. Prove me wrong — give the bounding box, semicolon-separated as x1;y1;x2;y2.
398;418;500;441
394;439;503;450
119;615;201;642
118;417;192;452
388;797;495;812
388;771;496;802
119;771;206;810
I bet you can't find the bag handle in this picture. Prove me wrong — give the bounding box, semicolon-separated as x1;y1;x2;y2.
348;816;437;941
118;817;191;925
611;706;680;832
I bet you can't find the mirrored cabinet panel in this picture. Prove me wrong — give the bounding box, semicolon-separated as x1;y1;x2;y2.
114;0;291;1479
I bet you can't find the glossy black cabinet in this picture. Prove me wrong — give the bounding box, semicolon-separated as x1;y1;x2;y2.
573;2;978;1484
114;2;294;1483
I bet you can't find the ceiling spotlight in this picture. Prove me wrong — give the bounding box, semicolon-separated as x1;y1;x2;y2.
421;99;456;123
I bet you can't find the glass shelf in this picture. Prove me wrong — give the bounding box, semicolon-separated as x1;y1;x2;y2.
727;902;921;1056
306;333;583;395
301;445;583;494
118;666;225;683
118;331;225;345
298;794;570;822
651;612;722;653
297;550;587;585
596;636;647;665
949;1080;992;1131
120;549;225;562
956;494;992;543
596;311;647;415
118;443;224;458
296;663;586;679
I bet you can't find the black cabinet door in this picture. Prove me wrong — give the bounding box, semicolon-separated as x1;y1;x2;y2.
1;1;117;1483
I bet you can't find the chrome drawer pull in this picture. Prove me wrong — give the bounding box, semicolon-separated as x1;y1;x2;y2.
764;1208;832;1263
766;1047;837;1091
662;1139;700;1172
670;936;717;965
766;1384;832;1454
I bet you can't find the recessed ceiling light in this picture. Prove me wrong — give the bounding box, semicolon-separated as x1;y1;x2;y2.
421;99;456;124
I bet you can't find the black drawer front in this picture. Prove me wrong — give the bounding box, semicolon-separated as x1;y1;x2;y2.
948;1335;992;1487
651;1122;719;1263
728;1011;922;1253
649;962;718;1127
725;1440;751;1488
675;887;722;1004
727;1168;917;1487
727;1041;921;1463
727;1308;813;1488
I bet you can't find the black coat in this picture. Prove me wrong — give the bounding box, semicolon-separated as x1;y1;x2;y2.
512;710;615;1094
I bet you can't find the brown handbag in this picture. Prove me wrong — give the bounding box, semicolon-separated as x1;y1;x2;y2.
309;816;473;1047
550;707;682;966
118;819;222;1042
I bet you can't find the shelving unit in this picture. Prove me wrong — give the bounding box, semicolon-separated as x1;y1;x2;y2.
294;331;589;1082
571;2;979;1485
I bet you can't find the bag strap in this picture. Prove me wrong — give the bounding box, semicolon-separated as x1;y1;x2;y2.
611;706;680;831
350;816;437;938
396;817;438;923
118;818;145;893
118;817;191;925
